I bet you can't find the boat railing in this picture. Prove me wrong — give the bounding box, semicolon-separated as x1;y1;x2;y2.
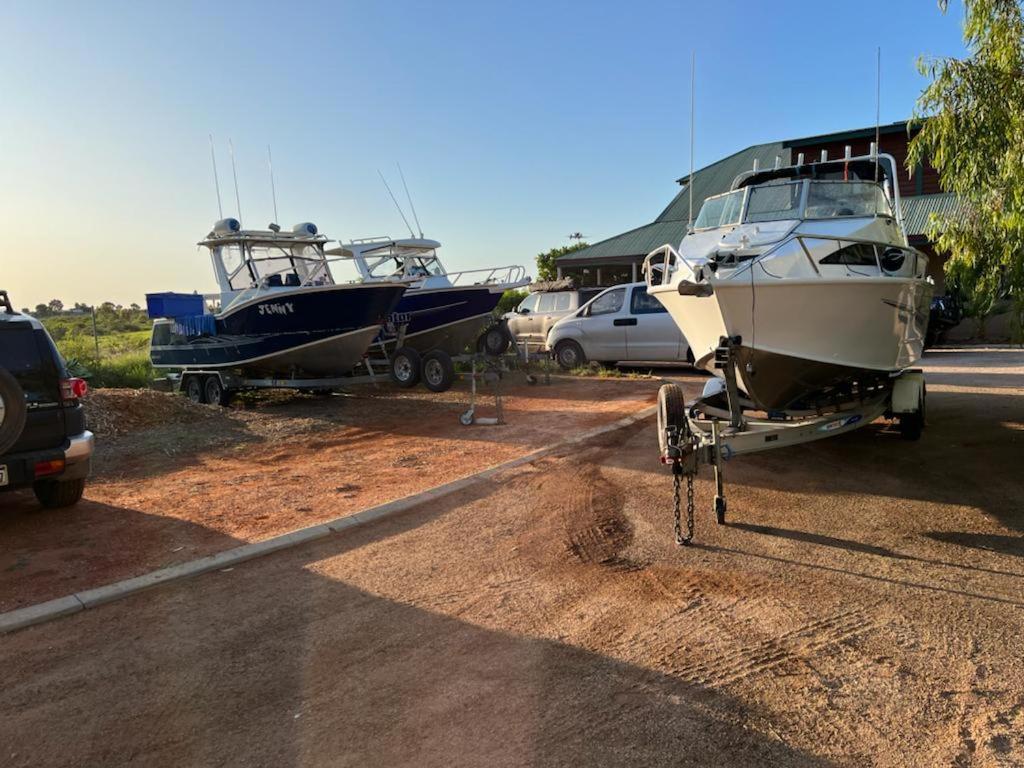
442;264;528;288
643;244;698;288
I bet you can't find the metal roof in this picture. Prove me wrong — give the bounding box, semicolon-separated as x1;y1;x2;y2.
557;220;689;264
784;120;912;148
901;192;964;237
561;142;789;264
559;131;960;266
659;142;790;222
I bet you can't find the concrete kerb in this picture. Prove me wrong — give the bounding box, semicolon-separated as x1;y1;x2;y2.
0;404;658;635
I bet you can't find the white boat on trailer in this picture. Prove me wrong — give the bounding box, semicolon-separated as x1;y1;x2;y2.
642;149;932;543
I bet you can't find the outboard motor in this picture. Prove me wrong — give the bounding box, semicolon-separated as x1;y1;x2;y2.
292;222;318;236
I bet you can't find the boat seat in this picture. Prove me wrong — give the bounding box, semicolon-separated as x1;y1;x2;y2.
284;273;301;287
266;274;283;287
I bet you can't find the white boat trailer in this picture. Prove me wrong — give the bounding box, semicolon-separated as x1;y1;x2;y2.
658;337;926;545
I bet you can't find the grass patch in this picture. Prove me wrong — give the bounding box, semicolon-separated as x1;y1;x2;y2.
568;363;654;379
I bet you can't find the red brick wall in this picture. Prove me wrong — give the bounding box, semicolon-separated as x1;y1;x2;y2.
790;129;941;198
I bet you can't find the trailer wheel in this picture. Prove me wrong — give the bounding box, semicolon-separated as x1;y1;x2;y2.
657;383;687;457
204;375;232;407
390;347;422;388
479;325;510;357
184;375;206;404
422;350;455;393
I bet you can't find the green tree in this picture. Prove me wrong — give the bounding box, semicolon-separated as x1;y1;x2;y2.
535;241;589;282
908;0;1024;339
48;298;64;314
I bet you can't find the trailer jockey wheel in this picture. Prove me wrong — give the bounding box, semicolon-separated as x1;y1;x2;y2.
715;495;727;525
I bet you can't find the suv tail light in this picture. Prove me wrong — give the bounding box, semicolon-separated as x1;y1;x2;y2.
60;377;88;402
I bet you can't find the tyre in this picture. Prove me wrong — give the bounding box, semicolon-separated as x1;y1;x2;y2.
185;375;206;404
554;340;586;370
657;383;687;457
479;324;511;357
899;384;926;441
33;477;86;509
422;350;455;393
390;346;422;388
0;367;28;455
204;375;232;407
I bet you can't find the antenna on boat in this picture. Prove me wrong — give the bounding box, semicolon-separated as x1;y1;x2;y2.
208;134;224;219
874;46;881;182
378;170;415;238
396;163;423;238
267;144;279;226
228;139;243;223
688;50;695;229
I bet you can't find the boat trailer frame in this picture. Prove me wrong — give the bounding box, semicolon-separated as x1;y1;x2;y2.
659;336;926;545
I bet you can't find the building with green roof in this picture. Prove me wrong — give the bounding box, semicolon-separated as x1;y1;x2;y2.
557;121;960;291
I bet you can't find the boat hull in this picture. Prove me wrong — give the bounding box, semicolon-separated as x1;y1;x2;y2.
151;283;406;377
651;276;933;410
375;286;504;356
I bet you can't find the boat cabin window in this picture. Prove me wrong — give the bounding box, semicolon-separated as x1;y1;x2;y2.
745;181;802;223
805;181;891;219
819;242;878;267
694;190;744;230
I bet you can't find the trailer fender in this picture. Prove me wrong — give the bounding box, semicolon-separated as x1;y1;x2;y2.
891;370;925;415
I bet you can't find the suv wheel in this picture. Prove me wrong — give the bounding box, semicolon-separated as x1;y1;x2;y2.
34;478;86;509
0;368;28;455
554;340;586;371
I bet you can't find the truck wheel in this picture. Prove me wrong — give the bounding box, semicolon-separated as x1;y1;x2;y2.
554;340;586;370
0;368;28;455
204;376;232;407
657;383;687;457
390;347;422;388
479;325;510;357
185;375;206;404
422;350;455;393
34;478;86;509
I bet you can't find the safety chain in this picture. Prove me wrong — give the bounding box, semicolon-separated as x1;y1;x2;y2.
672;463;695;546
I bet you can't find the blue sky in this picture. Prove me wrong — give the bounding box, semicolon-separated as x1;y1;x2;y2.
1;0;966;307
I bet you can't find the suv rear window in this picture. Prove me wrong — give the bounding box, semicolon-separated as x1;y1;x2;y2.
0;326;61;403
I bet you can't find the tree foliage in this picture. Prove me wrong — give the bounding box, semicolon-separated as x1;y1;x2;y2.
908;0;1024;337
535;241;590;282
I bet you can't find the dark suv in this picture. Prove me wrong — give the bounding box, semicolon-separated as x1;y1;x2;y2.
0;291;93;508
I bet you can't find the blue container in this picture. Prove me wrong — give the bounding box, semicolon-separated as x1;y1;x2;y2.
145;292;204;319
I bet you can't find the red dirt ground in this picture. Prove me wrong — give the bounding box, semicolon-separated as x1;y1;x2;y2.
0;374;665;611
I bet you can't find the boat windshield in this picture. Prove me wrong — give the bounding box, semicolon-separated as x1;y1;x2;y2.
694;190;744;230
221;242;332;291
745;181;803;223
804;181;892;219
365;247;446;279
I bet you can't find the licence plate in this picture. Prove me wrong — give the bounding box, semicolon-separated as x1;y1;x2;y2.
0;465;7;487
